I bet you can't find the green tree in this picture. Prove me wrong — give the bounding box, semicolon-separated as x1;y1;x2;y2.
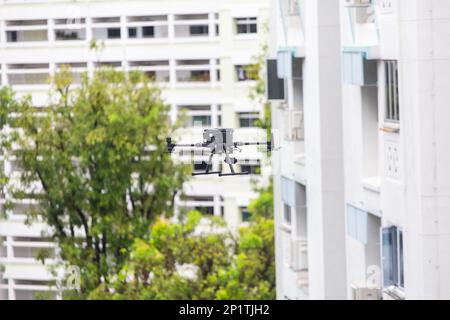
248;181;274;220
215;180;275;299
2;68;189;298
89;210;275;300
0;87;20;217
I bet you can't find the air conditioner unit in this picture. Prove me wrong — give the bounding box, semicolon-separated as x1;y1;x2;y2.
289;239;308;272
284;110;304;141
351;285;382;300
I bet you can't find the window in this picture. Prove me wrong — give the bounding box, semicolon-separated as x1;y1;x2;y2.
6;19;47;27
127;15;167;22
92;17;121;40
92;27;121;40
384;60;399;122
7;63;50;85
235;65;258;81
174;14;212;38
346;205;368;244
128;28;137;38
240;160;261;175
7;31;17;42
238;112;260;128
283;204;292;225
127;26;167;39
6;30;48;43
240;207;252;222
54;18;86;25
175;60;211;83
142;26;154;37
128;60;170;82
55;29;86;41
107;28;121;39
266;59;285;100
126;15;168;39
179;105;213;128
235;17;257;34
176;14;209;20
382;226;404;288
189;25;209;36
92;17;120;23
179;195;216;216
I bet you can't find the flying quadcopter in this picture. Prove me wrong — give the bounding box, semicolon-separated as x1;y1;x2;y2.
167;128;274;177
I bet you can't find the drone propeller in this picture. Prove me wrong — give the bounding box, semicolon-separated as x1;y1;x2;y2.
267;133;274;153
166;137;175;153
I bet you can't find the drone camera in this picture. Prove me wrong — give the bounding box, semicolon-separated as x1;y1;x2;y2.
225;157;238;165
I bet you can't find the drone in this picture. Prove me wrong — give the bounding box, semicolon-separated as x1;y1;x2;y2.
167;128;274;177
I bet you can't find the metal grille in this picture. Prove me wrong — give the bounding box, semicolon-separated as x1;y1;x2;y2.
385;60;399;122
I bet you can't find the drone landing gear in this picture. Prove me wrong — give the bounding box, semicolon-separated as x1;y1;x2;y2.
191;150;249;177
192;152;219;176
219;172;249;177
219;150;249;177
192;171;222;176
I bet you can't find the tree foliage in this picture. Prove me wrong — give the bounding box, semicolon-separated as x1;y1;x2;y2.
0;87;17;200
1;68;189;297
89;210;275;300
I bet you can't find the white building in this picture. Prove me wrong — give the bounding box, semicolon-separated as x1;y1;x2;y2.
0;0;269;300
270;0;450;300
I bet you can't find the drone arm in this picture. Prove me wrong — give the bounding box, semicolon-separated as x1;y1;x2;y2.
173;143;203;148
235;142;265;146
167;137;208;153
235;141;274;152
235;134;274;152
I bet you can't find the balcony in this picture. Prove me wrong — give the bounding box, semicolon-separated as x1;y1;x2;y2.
128;60;170;82
174;13;218;40
127;15;169;40
4;19;48;44
0;13;222;48
174;59;220;86
6;63;50;86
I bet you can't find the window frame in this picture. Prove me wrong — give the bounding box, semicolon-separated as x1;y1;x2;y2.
240;207;252;222
235;64;258;82
283;203;292;226
178;105;212;128
384;60;400;123
239;159;261;175
382;226;404;289
238;112;260;128
235;17;257;35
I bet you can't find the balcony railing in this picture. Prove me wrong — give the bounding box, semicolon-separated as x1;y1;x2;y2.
0;13;224;44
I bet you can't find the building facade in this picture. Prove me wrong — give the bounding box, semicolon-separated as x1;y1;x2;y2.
0;0;269;300
270;0;450;300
